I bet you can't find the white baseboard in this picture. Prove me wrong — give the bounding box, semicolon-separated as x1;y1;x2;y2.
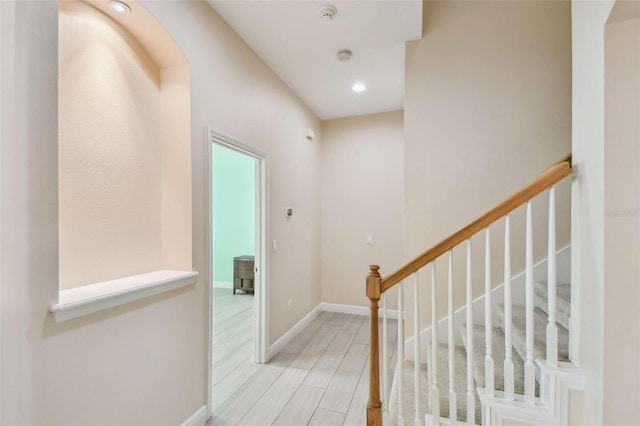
268;302;400;359
268;304;323;358
213;281;232;289
181;405;208;426
321;302;399;319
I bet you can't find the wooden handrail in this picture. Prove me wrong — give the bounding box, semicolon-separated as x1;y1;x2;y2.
380;155;572;293
553;153;572;170
366;154;572;425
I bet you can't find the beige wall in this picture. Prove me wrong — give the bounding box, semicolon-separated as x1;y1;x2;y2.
403;0;572;330
321;111;404;308
3;2;199;424
59;2;163;288
161;64;192;271
603;4;640;424
59;2;192;289
1;0;321;423
139;0;322;344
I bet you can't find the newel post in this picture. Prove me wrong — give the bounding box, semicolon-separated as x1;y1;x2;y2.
367;265;382;426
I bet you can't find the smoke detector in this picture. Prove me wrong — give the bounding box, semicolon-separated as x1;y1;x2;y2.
319;5;337;20
337;50;352;62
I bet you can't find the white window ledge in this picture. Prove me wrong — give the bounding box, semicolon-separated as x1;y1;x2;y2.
50;270;199;323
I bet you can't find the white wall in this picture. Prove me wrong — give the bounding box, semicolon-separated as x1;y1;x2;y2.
321;111;404;308
570;0;615;423
404;0;572;329
1;0;322;423
568;0;640;423
2;2;59;423
603;3;640;423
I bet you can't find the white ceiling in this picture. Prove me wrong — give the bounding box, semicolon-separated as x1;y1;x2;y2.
206;1;423;121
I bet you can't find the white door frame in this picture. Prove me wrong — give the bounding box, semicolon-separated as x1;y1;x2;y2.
205;127;269;418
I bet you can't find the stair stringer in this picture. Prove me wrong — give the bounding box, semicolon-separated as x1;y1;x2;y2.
476;360;585;425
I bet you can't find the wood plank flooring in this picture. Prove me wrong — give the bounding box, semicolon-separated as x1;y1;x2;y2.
207;289;398;426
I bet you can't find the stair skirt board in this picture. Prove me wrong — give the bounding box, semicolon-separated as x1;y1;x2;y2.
404;245;570;360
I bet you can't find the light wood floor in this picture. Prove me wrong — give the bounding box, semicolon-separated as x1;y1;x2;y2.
207;288;398;426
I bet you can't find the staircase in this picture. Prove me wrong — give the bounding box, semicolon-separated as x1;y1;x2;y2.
365;155;585;426
389;279;571;425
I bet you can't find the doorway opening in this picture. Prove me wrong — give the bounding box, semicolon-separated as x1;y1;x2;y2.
206;128;268;416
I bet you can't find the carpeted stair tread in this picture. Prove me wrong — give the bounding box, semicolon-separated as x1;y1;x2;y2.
534;281;571;330
459;324;527;395
388;360;428;426
388;276;572;424
389;345;481;425
495;304;570;364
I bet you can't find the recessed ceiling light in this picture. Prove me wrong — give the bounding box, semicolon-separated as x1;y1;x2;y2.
108;1;131;14
352;82;367;93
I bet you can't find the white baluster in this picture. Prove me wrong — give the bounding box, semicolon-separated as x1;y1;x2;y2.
398;281;406;425
413;272;423;426
447;251;457;424
431;263;440;425
466;239;475;422
382;293;390;424
547;186;558;368
484;228;494;398
426;318;433;414
503;215;515;401
525;201;536;404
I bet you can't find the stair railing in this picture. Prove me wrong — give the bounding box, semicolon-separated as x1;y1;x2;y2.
366;154;572;426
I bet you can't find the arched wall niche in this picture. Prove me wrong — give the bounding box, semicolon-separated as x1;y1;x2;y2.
58;0;192;291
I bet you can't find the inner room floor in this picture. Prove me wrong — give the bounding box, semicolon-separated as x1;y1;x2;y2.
212;287;255;390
